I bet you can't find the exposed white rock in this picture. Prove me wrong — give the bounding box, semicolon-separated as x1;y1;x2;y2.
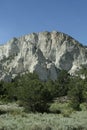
0;31;87;81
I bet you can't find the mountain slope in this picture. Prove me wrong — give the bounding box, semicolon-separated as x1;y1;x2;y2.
0;31;87;81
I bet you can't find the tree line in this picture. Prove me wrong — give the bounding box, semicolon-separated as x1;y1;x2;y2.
0;68;87;113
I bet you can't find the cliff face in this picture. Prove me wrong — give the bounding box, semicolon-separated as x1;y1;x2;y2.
0;31;87;81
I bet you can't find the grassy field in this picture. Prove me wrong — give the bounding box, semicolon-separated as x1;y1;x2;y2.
0;102;87;130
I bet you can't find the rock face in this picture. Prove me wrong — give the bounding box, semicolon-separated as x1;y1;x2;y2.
0;31;87;81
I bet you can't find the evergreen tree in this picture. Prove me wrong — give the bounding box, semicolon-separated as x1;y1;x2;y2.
16;73;53;112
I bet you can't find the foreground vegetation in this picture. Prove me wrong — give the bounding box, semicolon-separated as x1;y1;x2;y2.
0;102;87;130
0;68;87;112
0;111;87;130
0;66;87;129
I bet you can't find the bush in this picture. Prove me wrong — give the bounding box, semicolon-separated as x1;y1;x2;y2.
55;70;70;97
16;73;53;113
68;77;85;110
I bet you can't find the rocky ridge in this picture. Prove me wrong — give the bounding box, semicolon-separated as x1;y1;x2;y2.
0;31;87;81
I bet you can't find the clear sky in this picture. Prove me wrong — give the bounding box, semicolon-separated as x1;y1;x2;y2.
0;0;87;45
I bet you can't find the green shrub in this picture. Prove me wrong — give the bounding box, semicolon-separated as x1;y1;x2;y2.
68;77;85;110
16;73;53;113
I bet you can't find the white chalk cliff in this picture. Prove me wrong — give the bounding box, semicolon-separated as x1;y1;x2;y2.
0;31;87;81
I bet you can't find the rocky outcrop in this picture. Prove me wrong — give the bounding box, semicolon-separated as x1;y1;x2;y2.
0;31;87;81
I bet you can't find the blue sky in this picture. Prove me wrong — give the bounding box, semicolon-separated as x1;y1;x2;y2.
0;0;87;45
